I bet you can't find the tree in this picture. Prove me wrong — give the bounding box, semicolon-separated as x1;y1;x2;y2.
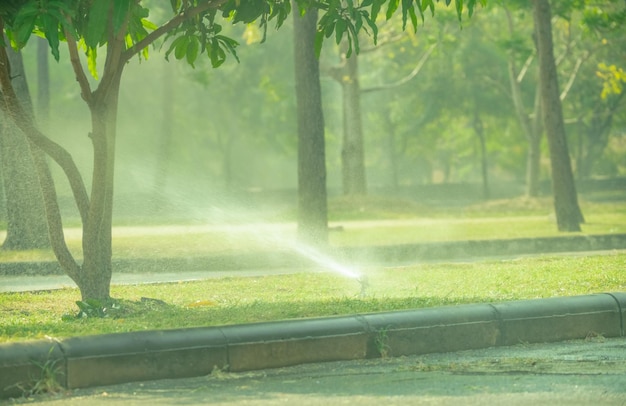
0;0;484;302
293;4;329;245
0;45;50;250
532;0;584;231
335;41;367;196
328;27;439;196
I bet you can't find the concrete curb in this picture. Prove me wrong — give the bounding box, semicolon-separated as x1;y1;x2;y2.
2;234;625;276
2;292;625;399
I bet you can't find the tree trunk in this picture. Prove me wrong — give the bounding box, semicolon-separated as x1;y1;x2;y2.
507;58;544;198
383;112;399;191
1;46;50;250
79;68;123;301
576;93;623;180
532;0;584;231
153;62;174;209
525;127;542;197
340;47;367;196
293;5;328;246
473;112;490;200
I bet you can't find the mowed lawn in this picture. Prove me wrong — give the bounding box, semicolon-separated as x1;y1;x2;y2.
0;195;624;343
1;251;624;343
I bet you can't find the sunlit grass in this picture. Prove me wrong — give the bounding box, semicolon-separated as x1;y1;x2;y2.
1;203;624;261
1;252;624;343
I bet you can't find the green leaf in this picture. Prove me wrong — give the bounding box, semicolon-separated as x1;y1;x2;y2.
455;0;464;21
347;23;359;55
41;14;61;61
142;18;158;31
409;6;419;31
209;39;227;68
12;2;40;47
46;7;77;39
174;36;189;60
165;35;186;60
386;0;399;21
363;12;378;45
370;0;383;23
186;36;200;67
335;18;347;45
401;0;412;30
112;0;132;35
87;47;99;79
216;35;240;63
85;0;110;48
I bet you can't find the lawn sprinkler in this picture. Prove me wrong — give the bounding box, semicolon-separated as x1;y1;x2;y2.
357;274;369;298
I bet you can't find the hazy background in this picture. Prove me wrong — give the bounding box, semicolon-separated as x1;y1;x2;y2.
8;3;626;224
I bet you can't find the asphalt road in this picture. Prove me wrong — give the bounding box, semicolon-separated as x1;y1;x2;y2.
8;337;626;405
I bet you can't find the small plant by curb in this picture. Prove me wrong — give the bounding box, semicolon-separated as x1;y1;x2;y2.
6;347;64;398
375;327;391;358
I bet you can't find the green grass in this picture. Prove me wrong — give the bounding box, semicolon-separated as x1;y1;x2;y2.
1;197;624;261
1;252;624;343
0;195;625;344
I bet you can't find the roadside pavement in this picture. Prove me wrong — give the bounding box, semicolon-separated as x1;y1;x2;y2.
9;337;626;405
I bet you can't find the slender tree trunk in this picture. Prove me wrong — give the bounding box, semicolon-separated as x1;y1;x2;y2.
154;62;174;209
340;47;367;196
507;59;544;198
525;128;542;196
383;112;399;192
293;5;328;246
1;45;50;250
577;93;623;180
533;0;584;231
473;111;490;200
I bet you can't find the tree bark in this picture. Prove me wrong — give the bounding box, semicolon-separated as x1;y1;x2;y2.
532;0;584;231
473;111;490;200
0;45;50;250
340;47;367;196
293;5;329;246
153;62;174;209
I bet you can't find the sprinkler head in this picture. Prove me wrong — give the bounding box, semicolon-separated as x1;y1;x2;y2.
357;275;369;298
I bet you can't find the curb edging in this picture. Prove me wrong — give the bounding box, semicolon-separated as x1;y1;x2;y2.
2;292;625;399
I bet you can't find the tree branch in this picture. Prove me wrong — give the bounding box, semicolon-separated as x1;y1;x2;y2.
516;53;535;83
0;35;84;280
64;26;93;106
121;0;230;64
361;42;438;94
559;51;591;101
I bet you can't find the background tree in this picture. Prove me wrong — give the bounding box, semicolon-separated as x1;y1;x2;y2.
532;0;584;231
1;0;485;302
293;5;328;245
0;45;50;250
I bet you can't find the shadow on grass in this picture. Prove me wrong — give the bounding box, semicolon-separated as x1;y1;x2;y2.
2;295;497;342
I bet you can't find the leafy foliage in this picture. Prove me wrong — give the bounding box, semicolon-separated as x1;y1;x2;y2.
1;0;486;75
72;298;122;319
596;62;626;99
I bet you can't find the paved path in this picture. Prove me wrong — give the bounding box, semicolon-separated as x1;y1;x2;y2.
0;268;307;293
11;337;626;405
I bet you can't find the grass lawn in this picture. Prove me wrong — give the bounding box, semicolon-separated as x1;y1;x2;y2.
1;251;624;343
0;195;625;344
1;196;625;262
